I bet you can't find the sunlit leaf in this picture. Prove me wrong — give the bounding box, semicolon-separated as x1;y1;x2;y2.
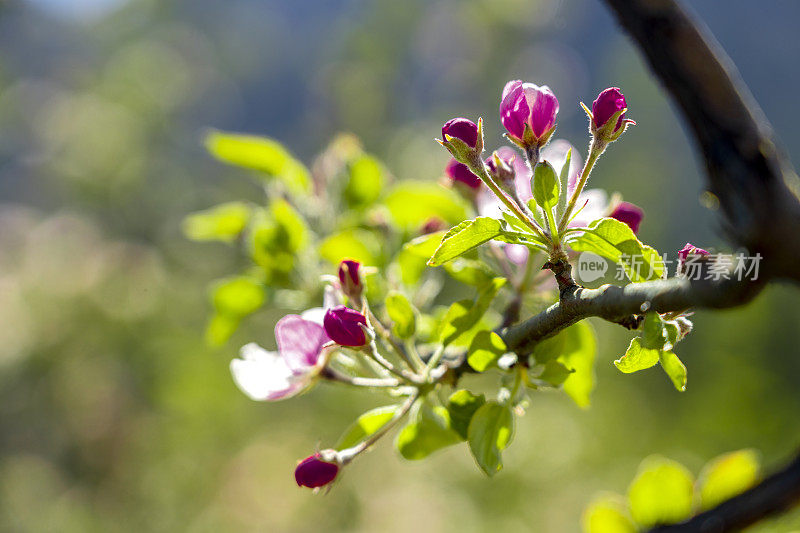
319;228;381;266
532;160;560;210
205;130;310;193
428;217;504;266
615;338;660;373
568;218;663;282
467;330;507;372
395;401;461;460
698;449;761;510
628;456;694;528
582;493;637;533
384;182;467;231
182;201;250;243
345;154;384;208
336;405;400;450
468;401;514;476
385;291;417;339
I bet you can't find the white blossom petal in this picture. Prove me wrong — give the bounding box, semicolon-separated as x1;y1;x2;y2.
230;343;310;401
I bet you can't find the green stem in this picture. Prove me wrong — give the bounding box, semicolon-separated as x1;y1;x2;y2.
558;139;604;233
465;155;549;243
344;392;419;459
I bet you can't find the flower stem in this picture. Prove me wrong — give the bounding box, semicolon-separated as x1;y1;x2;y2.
465;155;549;243
344;392;419;460
558;138;603;233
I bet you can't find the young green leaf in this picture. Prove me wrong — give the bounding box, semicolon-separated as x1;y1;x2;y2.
447;390;486;440
627;456;694;528
698;449;761;510
659;350;688;391
532;160;560;210
467;330;508;372
319;228;381;266
439;278;506;346
428;218;504;266
641;312;667;350
384;182;467;231
467;401;514;476
582;494;637;533
395;402;461;460
182;201;251;243
614;338;660;373
336;405;401;449
385;291;417;339
345;154;384;208
205;130;310;194
537;360;574;387
558;321;597;408
567;218;664;282
395;231;445;286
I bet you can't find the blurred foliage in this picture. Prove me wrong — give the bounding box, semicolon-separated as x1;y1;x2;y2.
1;0;800;531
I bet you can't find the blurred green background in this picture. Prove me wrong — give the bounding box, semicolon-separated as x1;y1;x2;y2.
1;0;800;531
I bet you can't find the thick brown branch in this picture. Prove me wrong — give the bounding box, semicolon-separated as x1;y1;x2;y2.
502;274;763;355
602;0;800;282
648;449;800;533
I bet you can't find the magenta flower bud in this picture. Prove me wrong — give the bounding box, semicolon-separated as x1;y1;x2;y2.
500;80;559;145
445;158;481;189
441;118;479;148
420;217;446;235
323;305;368;347
337;259;363;300
678;242;710;263
592;87;627;132
609;201;644;234
295;452;340;489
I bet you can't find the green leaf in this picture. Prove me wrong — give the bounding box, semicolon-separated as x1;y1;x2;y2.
443;258;494;287
336;405;400;450
205;130;310;194
345;154;384;208
615;338;660;373
428;217;504;266
558;321;597;408
385;291;417;339
384;182;467;231
205;276;265;346
467;330;508;372
395;402;461;460
568;218;664;282
467;401;514;476
641;312;667;350
659;350;687;391
698;449;761;510
532;160;560;210
182;201;250;243
537;360;574;386
439;278;506;346
319;228;381;266
582;494;637;533
210;276;265;318
395;231;445;286
628;456;694;528
269;199;308;254
447;390;486;440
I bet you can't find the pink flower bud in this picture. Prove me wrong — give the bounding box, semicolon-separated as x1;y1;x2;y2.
677;243;710;263
420;217;446;235
295;452;340;489
592;87;627;132
500;80;559;144
337;259;363;300
609;201;644;234
441;118;479;148
445;158;481;189
323;305;368;347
